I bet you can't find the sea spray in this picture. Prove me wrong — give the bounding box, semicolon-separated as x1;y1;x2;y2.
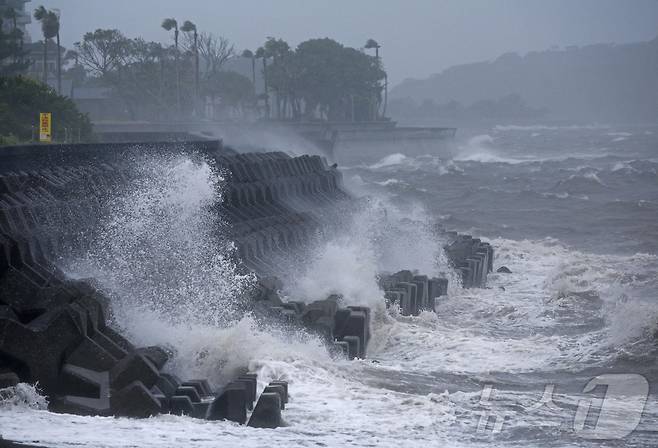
0;383;48;410
282;197;452;308
64;153;262;381
453;134;526;164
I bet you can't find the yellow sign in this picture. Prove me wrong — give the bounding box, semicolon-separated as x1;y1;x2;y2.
39;112;52;143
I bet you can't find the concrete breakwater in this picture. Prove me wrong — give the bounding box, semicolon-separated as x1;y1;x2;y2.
0;140;493;425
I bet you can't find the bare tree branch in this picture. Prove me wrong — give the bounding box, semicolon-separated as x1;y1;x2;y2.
196;32;235;76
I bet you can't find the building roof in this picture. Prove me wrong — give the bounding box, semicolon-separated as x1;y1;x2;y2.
25;40;66;56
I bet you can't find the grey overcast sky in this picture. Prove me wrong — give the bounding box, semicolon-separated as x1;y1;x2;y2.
28;0;658;86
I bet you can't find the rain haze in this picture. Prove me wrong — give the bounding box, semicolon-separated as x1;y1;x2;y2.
30;0;658;84
2;1;658;448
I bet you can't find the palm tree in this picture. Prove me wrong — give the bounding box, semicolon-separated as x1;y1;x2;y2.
365;38;384;120
365;38;380;60
241;49;256;95
255;46;269;118
34;6;59;89
161;18;181;116
53;9;62;95
181;20;199;110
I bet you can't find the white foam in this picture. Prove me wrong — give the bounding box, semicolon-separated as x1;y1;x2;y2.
495;124;610;131
283;198;451;310
453;134;526;164
369;153;411;169
375;178;405;186
0;383;48;410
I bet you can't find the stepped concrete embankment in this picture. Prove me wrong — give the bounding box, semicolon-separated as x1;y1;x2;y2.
0;140;493;424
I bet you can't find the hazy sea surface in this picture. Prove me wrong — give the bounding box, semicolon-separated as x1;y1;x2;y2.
1;123;658;448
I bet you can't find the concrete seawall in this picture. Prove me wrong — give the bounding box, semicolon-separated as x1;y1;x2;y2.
0;140;493;424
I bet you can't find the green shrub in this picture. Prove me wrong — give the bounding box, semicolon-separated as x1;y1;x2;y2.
0;76;93;142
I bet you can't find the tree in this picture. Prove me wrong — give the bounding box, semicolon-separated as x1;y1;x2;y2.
364;38;385;119
255;46;269;118
197;32;234;76
180;20;199;111
0;17;29;76
181;20;199;99
74;29;130;77
365;38;380;59
202;70;253;118
110;39;179;121
54;10;62;94
0;76;92;143
262;37;291;119
161;18;181;115
33;6;59;86
242;49;256;94
63;49;86;86
291;38;384;121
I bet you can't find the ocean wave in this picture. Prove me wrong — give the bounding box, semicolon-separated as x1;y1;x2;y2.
0;383;48;410
494;124;610;131
375;178;406;186
368;153;411;169
610;159;658;175
454;134;527;164
552;171;607;193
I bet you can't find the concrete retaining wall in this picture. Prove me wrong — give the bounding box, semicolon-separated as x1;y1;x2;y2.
0;140;493;423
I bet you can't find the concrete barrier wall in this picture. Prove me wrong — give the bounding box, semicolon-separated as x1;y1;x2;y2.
0;140;493;423
0;141;304;424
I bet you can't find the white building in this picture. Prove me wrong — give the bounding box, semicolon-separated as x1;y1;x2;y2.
0;0;31;43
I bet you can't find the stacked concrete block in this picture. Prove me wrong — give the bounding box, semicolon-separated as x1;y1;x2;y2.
263;293;371;360
443;233;494;288
0;233;294;423
379;270;449;316
0;140;493;425
0;141;303;427
216;152;351;276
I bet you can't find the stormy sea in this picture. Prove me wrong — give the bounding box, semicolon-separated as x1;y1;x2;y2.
1;123;657;448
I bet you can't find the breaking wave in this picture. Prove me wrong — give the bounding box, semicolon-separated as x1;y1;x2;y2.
0;383;48;410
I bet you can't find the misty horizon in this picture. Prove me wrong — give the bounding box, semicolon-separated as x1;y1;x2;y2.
28;0;658;86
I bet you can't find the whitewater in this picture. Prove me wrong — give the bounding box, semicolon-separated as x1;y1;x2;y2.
2;124;658;447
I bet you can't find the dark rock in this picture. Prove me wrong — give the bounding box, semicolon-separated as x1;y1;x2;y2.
497;266;512;274
248;392;282;428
